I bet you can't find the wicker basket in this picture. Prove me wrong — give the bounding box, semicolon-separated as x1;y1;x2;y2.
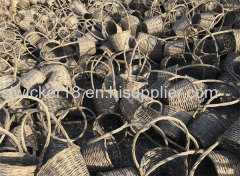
148;65;178;91
189;150;240;175
164;39;185;56
47;70;72;90
105;21;122;36
120;91;162;132
218;117;240;158
164;77;208;112
142;15;164;36
23;31;43;46
140;147;187;175
38;145;90;176
40;91;72;116
70;0;89;16
93;90;120;115
20;69;45;90
4;125;38;152
192;13;216;30
209;73;240;103
108;30;132;52
136;32;163;61
78;38;97;57
82;137;121;173
121;15;140;36
157;105;192;141
188;110;226;148
93;112;124;137
173;15;195;37
119;73;148;91
0;152;37;176
97;167;139;176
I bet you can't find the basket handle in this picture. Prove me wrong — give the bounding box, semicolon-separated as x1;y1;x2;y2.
0;127;23;152
193;79;240;109
132;116;199;174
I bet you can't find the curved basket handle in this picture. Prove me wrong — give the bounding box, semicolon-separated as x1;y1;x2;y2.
132;116;199;174
0;127;23;152
194;79;240;109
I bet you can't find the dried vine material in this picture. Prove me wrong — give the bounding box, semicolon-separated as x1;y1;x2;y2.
0;75;21;105
69;0;90;16
140;147;187;176
93;112;125;140
82;137;121;173
163;76;208;112
20;69;45;90
136;32;163;61
189;150;240;175
164;39;185;56
92;90;120;115
173;15;196;37
218;117;240;157
4;124;38;152
192;13;217;30
157;105;192;142
108;30;132;52
38;144;90;176
142;15;164;36
121;15;139;36
210;73;239;103
78;38;96;57
188;109;228;148
97;167;139;176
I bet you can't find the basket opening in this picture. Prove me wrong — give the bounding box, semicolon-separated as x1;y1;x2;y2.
193;155;218;175
106;21;118;36
99;113;124;133
112;13;121;24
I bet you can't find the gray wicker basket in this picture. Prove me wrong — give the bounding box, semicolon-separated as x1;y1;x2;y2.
142;15;164;36
157;105;192;141
188;109;228;148
82;137;121;173
164;39;185;56
136;32;163;61
38;145;90;176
